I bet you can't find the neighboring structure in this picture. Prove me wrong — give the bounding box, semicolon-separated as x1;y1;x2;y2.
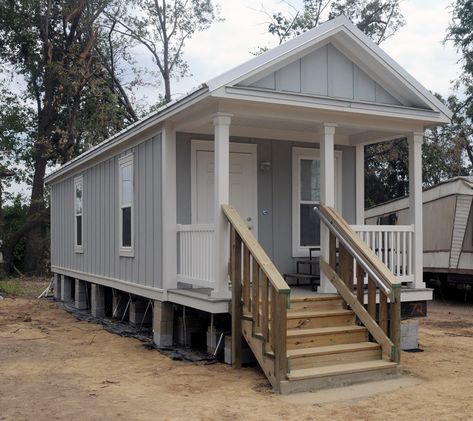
45;17;451;393
366;176;473;286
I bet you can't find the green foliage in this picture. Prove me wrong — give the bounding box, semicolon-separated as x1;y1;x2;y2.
329;0;405;44
263;0;405;46
2;195;30;271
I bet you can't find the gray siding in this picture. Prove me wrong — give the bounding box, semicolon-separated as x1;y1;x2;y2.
241;43;401;106
51;135;163;288
176;133;356;275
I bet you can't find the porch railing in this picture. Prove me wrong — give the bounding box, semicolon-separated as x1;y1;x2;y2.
177;224;214;288
223;204;290;393
317;205;401;363
351;224;414;283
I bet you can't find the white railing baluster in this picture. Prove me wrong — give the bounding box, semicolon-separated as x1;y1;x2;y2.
176;224;215;288
402;232;406;277
351;224;415;283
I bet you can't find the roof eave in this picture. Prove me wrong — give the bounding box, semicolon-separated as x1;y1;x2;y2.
45;85;210;185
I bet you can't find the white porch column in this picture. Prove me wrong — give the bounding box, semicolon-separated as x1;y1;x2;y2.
355;143;365;225
212;113;232;298
162;122;177;293
319;123;337;293
408;131;424;289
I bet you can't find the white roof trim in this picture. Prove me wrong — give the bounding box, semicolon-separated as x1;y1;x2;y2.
207;16;452;121
46;16;452;185
45;85;209;184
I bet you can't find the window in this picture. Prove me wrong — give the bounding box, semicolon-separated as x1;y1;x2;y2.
74;175;83;252
292;148;342;257
119;154;134;256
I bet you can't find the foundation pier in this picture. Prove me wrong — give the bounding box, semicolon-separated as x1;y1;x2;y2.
91;284;105;318
60;275;73;302
75;279;88;310
53;274;62;300
153;301;174;347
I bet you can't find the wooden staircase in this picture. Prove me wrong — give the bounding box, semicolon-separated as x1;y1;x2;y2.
223;204;401;394
282;295;398;393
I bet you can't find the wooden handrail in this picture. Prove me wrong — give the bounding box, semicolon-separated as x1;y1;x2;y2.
316;204;401;363
223;204;289;391
318;205;401;295
222;205;290;293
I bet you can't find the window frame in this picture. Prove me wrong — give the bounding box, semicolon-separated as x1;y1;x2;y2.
118;154;134;257
292;147;343;257
74;175;84;253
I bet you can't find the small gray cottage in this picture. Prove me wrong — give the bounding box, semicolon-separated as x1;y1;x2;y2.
45;16;451;393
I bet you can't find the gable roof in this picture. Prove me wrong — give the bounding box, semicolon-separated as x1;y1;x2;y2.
207;16;452;120
45;15;451;184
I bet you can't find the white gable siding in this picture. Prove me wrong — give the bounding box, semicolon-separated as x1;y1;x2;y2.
241;43;401;106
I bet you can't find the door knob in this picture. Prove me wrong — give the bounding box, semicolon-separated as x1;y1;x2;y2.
247;217;252;221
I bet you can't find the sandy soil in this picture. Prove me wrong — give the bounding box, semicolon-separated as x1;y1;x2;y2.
1;291;473;420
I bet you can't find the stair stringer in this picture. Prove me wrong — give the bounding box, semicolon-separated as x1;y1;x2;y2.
241;318;281;391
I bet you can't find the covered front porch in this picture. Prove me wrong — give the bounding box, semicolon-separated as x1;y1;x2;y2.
163;102;425;303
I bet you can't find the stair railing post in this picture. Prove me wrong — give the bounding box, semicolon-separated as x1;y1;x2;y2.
230;226;243;367
274;291;288;390
390;286;401;363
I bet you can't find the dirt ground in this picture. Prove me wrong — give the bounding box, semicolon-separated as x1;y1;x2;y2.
1;280;473;420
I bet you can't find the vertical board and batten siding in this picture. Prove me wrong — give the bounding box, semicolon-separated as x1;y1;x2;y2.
51;135;163;289
176;133;356;275
240;43;401;106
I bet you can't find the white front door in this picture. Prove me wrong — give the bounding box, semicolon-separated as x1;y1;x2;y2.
193;143;258;234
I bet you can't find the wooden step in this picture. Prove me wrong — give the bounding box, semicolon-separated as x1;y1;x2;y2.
290;294;344;311
287;325;368;349
288;342;382;370
287;309;356;329
287;360;398;381
281;357;398;395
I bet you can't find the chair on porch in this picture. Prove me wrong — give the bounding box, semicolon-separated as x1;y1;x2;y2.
284;247;320;291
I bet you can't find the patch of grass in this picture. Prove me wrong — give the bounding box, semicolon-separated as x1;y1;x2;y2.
0;277;50;298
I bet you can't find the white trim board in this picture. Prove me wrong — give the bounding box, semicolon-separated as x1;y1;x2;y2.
52;266;165;301
292;146;343;257
190;139;258;231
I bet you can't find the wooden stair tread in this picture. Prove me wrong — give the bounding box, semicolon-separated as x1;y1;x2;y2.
287;360;398;381
287;325;366;337
291;294;341;302
287;342;380;358
287;309;354;319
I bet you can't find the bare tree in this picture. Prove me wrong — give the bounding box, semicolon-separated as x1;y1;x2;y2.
110;0;221;104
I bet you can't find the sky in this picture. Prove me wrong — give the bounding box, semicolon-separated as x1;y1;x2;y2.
4;0;463;200
160;0;461;100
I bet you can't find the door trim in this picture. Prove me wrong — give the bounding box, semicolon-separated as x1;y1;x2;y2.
190;140;258;234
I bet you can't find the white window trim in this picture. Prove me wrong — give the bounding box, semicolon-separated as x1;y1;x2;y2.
118;154;134;257
74;175;84;253
292;147;343;258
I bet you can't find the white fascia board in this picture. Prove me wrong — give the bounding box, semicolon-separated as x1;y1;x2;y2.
335;27;452;121
207;15;451;122
206;17;344;91
217;86;447;125
45;86;209;185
